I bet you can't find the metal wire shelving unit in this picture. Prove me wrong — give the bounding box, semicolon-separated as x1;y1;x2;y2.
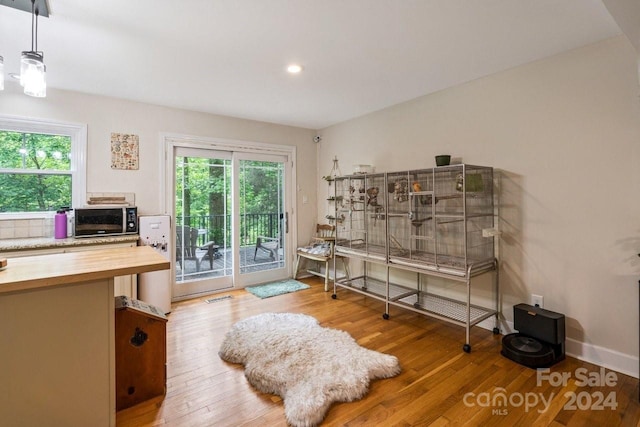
332;164;499;352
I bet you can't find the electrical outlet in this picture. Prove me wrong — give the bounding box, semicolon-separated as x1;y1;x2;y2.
531;294;544;308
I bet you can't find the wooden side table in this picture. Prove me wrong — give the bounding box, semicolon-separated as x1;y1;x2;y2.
115;296;168;410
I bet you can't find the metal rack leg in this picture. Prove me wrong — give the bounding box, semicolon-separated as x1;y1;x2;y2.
493;258;500;334
413;272;423;308
463;265;472;353
342;257;350;281
331;255;337;297
383;265;390;320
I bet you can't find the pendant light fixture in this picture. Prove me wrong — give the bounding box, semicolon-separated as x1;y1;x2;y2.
20;0;46;97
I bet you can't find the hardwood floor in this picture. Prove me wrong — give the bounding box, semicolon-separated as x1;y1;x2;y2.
117;277;640;426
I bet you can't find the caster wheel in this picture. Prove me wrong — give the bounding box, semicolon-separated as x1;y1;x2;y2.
331;294;337;299
463;344;471;353
492;327;500;335
382;313;390;320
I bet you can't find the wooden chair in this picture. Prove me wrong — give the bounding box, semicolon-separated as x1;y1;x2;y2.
294;224;350;291
254;235;280;261
176;226;219;272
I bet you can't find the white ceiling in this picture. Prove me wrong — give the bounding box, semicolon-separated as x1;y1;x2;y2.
0;1;625;129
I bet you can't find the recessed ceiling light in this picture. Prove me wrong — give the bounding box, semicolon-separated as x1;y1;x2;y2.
287;64;303;74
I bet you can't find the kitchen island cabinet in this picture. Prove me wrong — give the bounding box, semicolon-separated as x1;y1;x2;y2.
0;246;169;427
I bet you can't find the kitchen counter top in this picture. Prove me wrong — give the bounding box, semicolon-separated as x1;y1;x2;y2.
0;245;169;294
0;234;139;252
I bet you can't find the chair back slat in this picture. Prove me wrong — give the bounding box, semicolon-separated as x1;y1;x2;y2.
316;224;335;238
177;226;199;257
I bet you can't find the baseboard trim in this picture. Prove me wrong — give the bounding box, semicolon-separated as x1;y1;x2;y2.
476;318;639;379
565;338;638;379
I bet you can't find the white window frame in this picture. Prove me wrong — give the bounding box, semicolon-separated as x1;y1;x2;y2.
0;115;87;219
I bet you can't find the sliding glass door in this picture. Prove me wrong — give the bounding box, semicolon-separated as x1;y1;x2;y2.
237;155;286;275
168;141;292;299
174;147;233;296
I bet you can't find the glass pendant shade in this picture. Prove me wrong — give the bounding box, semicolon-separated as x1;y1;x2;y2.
0;56;4;91
20;51;46;97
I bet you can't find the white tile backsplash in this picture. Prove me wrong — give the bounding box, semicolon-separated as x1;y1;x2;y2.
13;225;29;238
0;218;53;239
29;219;44;237
0;227;14;239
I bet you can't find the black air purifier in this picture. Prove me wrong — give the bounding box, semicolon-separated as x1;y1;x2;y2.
501;303;565;368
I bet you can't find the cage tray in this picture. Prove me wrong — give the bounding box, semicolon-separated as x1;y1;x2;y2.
336;243;387;261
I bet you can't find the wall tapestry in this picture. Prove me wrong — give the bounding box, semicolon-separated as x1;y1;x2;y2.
111;133;139;170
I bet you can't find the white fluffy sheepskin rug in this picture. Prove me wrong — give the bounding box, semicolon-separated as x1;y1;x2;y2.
218;312;401;427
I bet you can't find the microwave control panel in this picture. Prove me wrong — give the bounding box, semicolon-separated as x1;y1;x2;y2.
126;207;138;233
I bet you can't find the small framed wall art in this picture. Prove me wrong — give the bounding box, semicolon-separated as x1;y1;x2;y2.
111;133;139;170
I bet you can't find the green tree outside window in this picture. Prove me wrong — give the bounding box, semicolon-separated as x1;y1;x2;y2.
0;131;72;212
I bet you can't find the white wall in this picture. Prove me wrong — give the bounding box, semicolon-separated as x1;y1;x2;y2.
0;84;319;248
318;35;640;375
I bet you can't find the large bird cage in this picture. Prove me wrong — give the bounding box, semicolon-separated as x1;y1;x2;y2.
334;173;387;263
386;164;494;276
335;165;495;276
332;164;499;353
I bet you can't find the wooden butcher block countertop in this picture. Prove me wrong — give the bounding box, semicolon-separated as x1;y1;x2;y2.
0;245;169;294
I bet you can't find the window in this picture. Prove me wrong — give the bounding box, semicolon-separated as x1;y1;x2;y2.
0;116;87;217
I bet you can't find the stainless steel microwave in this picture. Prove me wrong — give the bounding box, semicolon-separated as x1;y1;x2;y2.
74;207;138;237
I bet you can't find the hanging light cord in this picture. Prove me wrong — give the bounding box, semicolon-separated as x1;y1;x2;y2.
31;0;40;52
29;0;40;54
35;4;39;53
30;0;35;51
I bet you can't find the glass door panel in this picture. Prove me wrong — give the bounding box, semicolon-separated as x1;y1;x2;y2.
174;148;232;298
238;159;285;275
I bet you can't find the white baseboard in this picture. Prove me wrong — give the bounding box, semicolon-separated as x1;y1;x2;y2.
476;318;639;379
565;338;638;379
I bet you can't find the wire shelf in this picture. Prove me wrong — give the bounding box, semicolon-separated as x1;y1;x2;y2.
392;291;496;327
334;275;416;301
